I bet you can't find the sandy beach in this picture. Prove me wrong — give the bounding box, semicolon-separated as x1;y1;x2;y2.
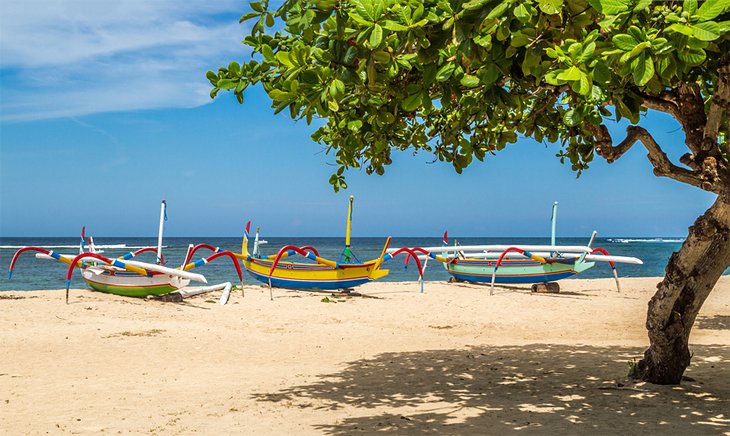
1;276;728;434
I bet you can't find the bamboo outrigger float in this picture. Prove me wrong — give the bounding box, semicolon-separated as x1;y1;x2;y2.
235;196;424;297
8;200;243;302
389;202;642;294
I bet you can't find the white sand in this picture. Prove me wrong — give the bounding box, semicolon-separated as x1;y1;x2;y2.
1;276;728;434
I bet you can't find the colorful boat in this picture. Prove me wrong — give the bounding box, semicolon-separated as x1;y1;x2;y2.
390;202;642;293
8;200;242;302
235;196;423;296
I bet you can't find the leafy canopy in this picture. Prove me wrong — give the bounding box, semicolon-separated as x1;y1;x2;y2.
209;0;730;190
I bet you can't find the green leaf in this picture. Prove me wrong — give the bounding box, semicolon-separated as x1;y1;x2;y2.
563;108;581;126
579;42;596;63
578;72;591;96
436;63;456;81
486;2;512;20
633;0;651;11
692;21;721;41
463;0;491;10
372;50;391;63
344;47;358;65
668;23;695;36
460;74;480;87
697;0;730;21
612;34;638;50
677;49;706;65
276;51;294;67
269;89;293;100
352;0;376;21
538;0;563;15
628;41;651;59
685;0;698;16
401;92;422;111
513;4;530;21
592;60;612;84
597;0;629;14
544;70;563;85
482;64;500;84
261;44;275;63
510;33;531;47
347;120;363;131
331;79;345;97
250;2;263;13
370;24;383;48
382;20;408;31
632;53;654;86
556;66;582;81
239;12;260;22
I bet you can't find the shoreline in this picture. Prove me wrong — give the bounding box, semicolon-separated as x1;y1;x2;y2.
2;276;728;434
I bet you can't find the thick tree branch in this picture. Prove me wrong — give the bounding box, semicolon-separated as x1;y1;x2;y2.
676;84;708;156
591;124;710;191
704;63;730;146
639;92;681;119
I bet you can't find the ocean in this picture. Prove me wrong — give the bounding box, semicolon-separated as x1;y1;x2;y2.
3;235;722;292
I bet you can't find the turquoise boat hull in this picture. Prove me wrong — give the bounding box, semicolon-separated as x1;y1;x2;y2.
444;258;595;284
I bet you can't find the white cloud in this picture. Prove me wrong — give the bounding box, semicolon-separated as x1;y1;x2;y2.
0;0;251;121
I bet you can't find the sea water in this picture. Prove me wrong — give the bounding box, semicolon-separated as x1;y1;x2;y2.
3;236;723;292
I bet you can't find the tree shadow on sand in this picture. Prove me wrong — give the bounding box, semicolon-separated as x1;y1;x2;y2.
253;344;729;434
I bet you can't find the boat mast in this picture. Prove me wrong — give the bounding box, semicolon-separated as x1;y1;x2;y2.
550;201;558;257
343;195;354;263
156;200;166;265
253;227;261;257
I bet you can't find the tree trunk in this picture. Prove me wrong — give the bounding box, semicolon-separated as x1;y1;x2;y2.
629;195;730;384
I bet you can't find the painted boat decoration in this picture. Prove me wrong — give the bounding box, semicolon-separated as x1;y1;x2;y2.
235;196;423;297
8;200;243;302
390;202;642;293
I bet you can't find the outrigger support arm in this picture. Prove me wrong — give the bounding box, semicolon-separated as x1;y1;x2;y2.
182;244;224;266
182;251;244;296
267;245;337;278
491;247;550;295
381;245;427;293
118;247;165;265
64;253;150;304
9;246;94;280
590;247;621;292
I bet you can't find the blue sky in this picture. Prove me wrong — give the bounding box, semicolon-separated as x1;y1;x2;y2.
0;1;717;238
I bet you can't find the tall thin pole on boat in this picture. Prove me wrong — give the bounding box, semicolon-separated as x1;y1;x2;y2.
550;201;558;257
253;227;261;257
343;195;354;263
156;200;166;265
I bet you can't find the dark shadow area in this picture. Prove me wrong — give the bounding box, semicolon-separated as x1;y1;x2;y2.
253;344;729;434
697;315;730;331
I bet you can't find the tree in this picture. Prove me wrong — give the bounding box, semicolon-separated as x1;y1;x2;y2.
208;0;730;384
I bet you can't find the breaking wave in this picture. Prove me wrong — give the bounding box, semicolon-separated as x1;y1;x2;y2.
0;245;158;250
607;238;684;244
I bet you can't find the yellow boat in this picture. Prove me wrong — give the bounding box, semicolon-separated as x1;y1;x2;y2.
235;196;404;291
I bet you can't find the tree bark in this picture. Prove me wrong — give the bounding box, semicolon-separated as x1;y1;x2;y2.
629;195;730;384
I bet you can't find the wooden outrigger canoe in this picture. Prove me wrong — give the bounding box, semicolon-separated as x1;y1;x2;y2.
390;202;642;293
235;196;423;295
8;201;242;302
440;255;596;284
